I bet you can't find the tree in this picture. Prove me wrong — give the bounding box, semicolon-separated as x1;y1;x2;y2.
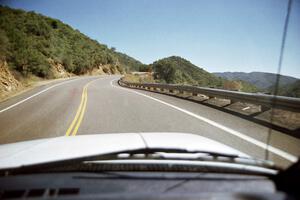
139;65;152;72
0;30;9;60
13;48;50;77
223;80;242;91
50;20;58;29
153;61;177;83
62;55;74;72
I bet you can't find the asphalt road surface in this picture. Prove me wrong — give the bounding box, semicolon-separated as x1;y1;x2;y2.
0;75;299;168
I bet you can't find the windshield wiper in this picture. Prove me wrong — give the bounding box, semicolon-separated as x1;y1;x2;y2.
0;147;277;176
85;148;274;168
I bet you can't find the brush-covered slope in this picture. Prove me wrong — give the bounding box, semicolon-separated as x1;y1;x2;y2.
151;56;224;87
0;6;143;78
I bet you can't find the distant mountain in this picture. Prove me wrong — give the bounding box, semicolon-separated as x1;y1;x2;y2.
213;72;298;90
151;56;223;87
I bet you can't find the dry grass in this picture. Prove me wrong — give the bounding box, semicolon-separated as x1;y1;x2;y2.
0;75;73;103
123;73;155;84
256;109;300;130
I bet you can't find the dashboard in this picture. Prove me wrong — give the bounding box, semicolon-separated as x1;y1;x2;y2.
0;171;292;200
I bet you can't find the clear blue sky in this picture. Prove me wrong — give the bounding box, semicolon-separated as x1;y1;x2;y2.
1;0;300;78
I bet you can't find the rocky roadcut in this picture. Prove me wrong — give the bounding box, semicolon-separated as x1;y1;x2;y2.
0;60;22;101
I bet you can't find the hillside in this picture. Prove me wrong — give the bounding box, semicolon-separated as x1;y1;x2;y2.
114;52;149;72
213;71;298;90
0;6;143;79
151;56;223;87
149;56;258;92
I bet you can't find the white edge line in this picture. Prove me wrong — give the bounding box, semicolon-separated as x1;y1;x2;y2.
0;78;82;113
110;79;298;163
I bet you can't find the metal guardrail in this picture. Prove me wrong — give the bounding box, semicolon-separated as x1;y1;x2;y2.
119;79;300;113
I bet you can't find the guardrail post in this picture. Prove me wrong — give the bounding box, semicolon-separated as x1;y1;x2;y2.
174;90;181;94
230;99;237;104
259;105;271;112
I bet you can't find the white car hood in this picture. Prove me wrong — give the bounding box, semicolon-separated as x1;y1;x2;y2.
0;132;248;170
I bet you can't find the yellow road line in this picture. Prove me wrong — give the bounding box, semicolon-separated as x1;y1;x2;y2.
65;78;98;136
65;87;86;136
72;87;88;136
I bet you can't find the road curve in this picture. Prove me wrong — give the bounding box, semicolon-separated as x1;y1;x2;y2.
0;75;299;168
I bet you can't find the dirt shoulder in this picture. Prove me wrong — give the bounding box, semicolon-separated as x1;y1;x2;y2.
0;75;75;103
0;59;76;103
0;57;124;103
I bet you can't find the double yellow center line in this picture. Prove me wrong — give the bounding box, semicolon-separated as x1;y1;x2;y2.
65;78;98;136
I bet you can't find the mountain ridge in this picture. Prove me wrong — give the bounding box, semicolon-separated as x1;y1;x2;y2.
213;71;298;90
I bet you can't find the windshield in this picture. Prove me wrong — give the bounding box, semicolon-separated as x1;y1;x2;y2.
0;0;299;173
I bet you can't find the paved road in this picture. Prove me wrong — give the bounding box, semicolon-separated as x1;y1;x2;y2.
0;75;299;168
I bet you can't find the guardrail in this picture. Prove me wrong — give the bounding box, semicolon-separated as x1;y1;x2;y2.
119;79;300;113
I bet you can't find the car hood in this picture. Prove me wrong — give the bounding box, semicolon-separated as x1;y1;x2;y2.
0;132;248;170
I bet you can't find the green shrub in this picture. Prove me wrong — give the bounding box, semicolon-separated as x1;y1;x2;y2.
152;56;225;87
102;67;109;74
0;6;145;78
